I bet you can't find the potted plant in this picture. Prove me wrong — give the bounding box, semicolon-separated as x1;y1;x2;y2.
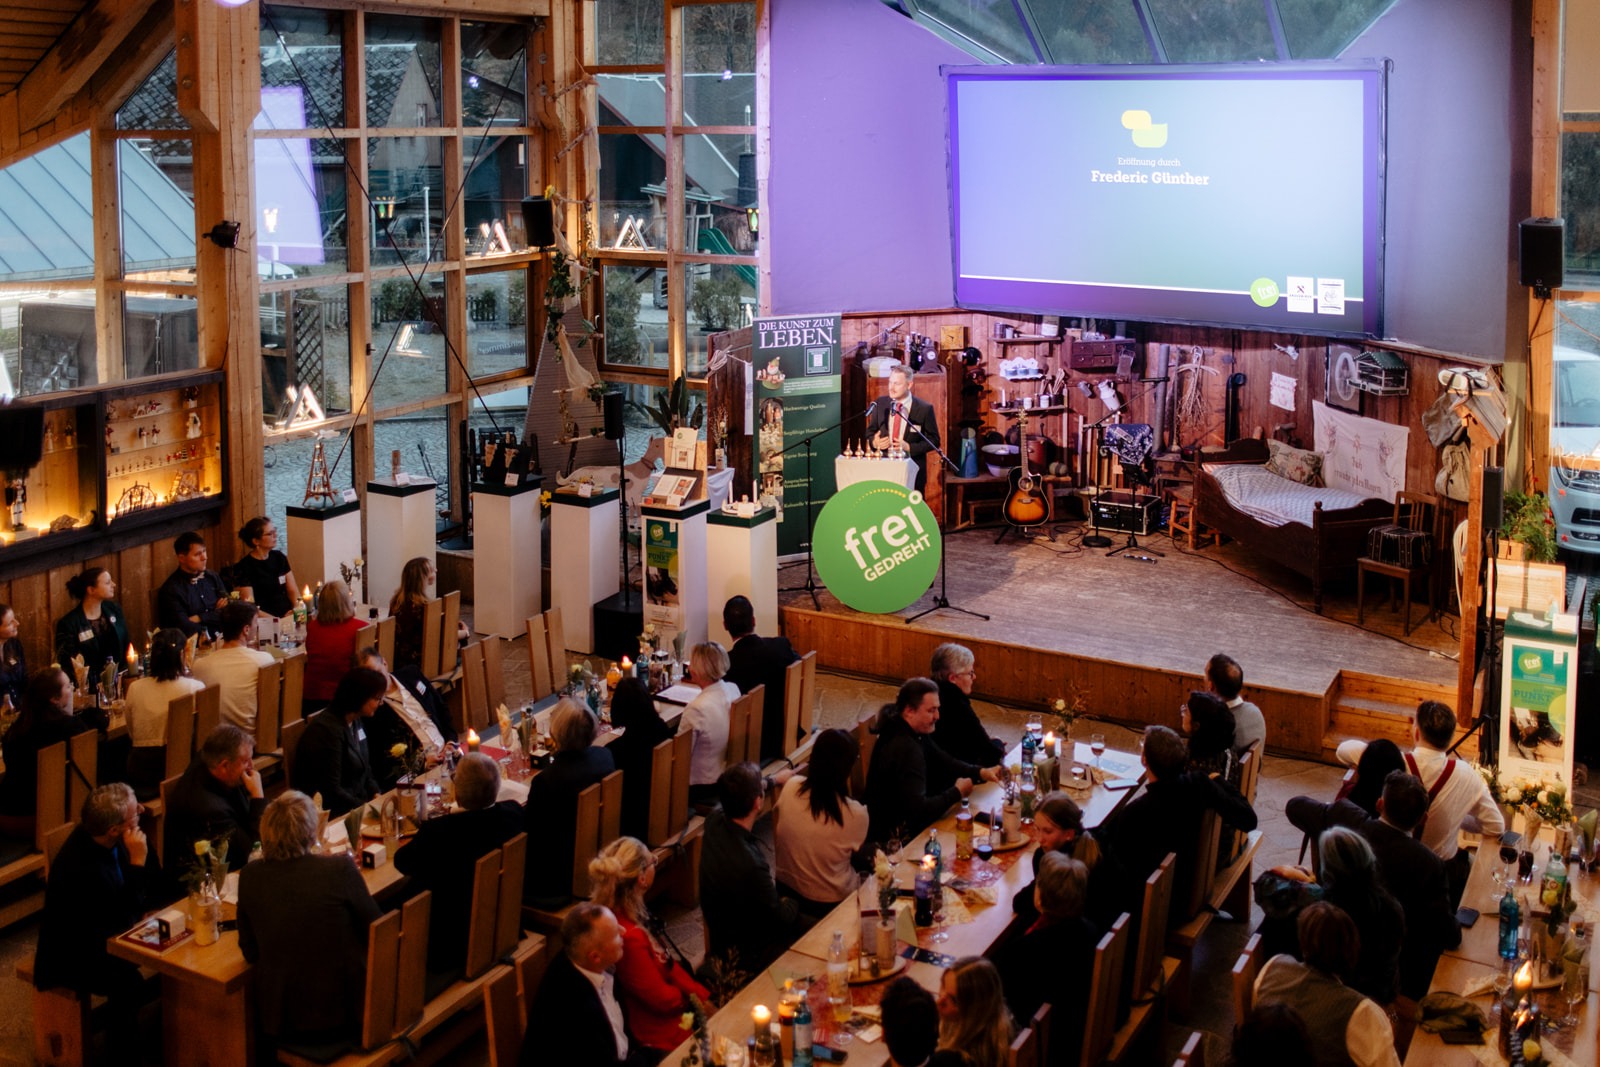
1501;490;1558;562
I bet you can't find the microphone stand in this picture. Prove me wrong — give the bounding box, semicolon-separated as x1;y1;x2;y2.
777;405;874;609
1074;378;1170;550
904;421;991;625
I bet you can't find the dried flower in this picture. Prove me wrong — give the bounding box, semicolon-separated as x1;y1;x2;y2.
389;742;409;759
193;840;210;857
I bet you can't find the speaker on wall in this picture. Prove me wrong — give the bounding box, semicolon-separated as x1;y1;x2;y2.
1519;217;1564;294
0;406;45;470
603;390;624;440
521;196;555;249
1482;465;1504;530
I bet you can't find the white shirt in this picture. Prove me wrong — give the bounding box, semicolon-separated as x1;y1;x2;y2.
125;675;206;747
679;679;738;787
1336;740;1504;859
191;644;275;733
382;675;444;754
1227;696;1266;755
575;962;629;1059
774;775;870;903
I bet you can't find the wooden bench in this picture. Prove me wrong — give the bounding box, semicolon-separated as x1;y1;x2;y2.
1107;853;1181;1064
523;607;565;703
1080;913;1131;1067
522;770;623;934
645;730;705;907
779;649;818;765
1167;807;1263;1015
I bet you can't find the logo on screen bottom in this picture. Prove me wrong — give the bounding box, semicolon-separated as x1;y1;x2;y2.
813;481;941;614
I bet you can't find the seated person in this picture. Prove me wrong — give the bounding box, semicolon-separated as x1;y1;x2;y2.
34;784;151;1051
239;791;382;1053
123;628;205;794
700;762;807;974
157;532;230;637
605;677;675;842
0;602;26;711
522;903;656;1067
303;581;366;715
935;957;1014;1067
358;646;454;748
721;594;800;760
679;642;739;805
1230;1003;1314;1067
290;667;385;816
388;557;467;673
164;724;266;885
1295;738;1407;824
393;753;522;976
1010;791;1124;930
0;668;100;841
356;647;452;788
228;516;297;619
523;699;615;909
930;643;1003;768
864;678;1002;846
881;976;971;1067
987;853;1098;1066
191;601;275;734
54;566;131;672
1206;652;1265;757
1181;690;1237;782
1253;902;1401;1067
773;727;870;918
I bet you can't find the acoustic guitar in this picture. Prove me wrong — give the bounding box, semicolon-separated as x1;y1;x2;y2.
1003;410;1052;528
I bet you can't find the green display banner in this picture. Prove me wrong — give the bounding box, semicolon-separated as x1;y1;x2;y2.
1498;618;1577;789
812;480;941;614
753;314;842;556
644;519;681;631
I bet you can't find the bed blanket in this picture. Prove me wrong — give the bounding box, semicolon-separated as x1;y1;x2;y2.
1203;463;1376;529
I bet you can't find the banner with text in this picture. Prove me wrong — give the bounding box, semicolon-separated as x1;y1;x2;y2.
754;314;842;556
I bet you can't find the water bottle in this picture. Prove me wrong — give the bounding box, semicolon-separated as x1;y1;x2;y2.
194;868;222;947
827;932;850;1025
1498;885;1521;960
1020;729;1037;768
792;996;813;1067
1540;845;1568;909
925;832;942;885
1019;762;1037;823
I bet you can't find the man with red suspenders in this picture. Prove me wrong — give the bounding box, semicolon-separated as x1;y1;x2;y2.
1336;700;1504;906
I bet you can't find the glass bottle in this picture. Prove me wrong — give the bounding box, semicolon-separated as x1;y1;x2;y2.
925;831;942;885
1020;729;1037;768
827;932;851;1028
1499;885;1521;960
1540;845;1568;910
1019;761;1038;823
194;867;221;947
955;799;973;861
792;994;813;1067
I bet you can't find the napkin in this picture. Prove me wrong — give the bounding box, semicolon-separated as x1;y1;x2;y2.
894;900;917;947
342;805;364;849
958;884;999;907
496;704;515;749
1578;808;1597;854
99;659;118;696
1457;974;1497;998
185;633;199;662
1416;992;1487;1033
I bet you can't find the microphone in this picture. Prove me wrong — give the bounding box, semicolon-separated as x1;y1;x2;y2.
863;400;879;418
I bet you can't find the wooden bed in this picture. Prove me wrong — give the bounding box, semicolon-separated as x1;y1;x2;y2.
1193;438;1393;612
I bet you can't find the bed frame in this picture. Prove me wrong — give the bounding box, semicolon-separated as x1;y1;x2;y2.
1193;439;1393;612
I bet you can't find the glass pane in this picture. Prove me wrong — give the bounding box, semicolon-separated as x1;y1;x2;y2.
913;0;1037;61
680;131;741;226
260;6;345;128
596;0;663;66
682;262;755;376
463;135;529;249
1144;0;1277;62
264;430;354;533
1562;129;1600;286
122;295;199;378
260;283;354;423
463;22;527;127
0;134;95;286
467;270;529;378
116;51;188;130
1020;0;1152;64
602;264;668;370
375;403;451;521
681;4;755;126
8;290;98;395
618;382;693;463
367;137;447;268
255;131;349;279
118;139;197;279
1550;305;1600;548
371;275;448;409
1274;0;1391;59
598;130;667;250
365;14;443;128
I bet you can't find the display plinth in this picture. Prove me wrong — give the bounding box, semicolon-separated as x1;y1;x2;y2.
550;488;620;654
285;499;362;593
707;507;778;647
366;479;437;610
471;477;544;636
641;500;709;654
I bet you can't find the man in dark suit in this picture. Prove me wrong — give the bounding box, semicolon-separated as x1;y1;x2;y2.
522;902;655;1066
291;667;385;815
721;595;800;761
863;678;1002;845
1286;770;1461;999
699;762;808;974
164;724;267;887
865;361;941;493
395;752;522;975
157;531;231;637
524;699;615;908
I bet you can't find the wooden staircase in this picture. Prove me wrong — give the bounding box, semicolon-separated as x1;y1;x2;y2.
1322;671;1475;764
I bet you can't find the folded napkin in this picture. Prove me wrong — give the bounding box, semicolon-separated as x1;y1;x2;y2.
1416;992;1487;1034
958;884;999;906
1458;974;1497;998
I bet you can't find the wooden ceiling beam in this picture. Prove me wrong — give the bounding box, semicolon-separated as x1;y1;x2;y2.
265;0;549;19
14;0;157;131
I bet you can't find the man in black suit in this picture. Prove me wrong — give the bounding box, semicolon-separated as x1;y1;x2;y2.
157;531;231;637
865;361;941;493
395;752;522;975
522;902;655;1066
1286;770;1461;999
524;699;616;908
699;762;807;974
722;595;800;761
291;668;385;816
164;724;267;887
863;678;1002;845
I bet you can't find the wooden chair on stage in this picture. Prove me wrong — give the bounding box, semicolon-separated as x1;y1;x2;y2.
1357;490;1441;635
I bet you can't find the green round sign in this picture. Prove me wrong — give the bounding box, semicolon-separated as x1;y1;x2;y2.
1248;277;1281;307
813;480;941;614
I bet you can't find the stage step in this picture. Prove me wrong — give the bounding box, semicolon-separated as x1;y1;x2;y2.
1322;670;1475;764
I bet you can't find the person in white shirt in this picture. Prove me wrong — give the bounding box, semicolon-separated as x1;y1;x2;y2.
124;628;205;794
1335;699;1503;904
678;642;738;805
774;727;870;916
1207;653;1265;756
191;601;274;734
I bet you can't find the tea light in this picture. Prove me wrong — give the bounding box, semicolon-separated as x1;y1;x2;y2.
1043;732;1060;759
125;644;139;671
752;1004;770;1039
466;728;481;753
1514;960;1532;996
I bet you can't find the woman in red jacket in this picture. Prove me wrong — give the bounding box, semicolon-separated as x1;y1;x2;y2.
302;581;367;716
587;836;710;1053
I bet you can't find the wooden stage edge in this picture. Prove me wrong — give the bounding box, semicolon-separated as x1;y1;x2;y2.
778;603;1470;766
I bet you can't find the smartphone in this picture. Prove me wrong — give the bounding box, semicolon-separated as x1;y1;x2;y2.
218;918;239;933
1456;906;1480;929
1499;830;1522;848
1103;778;1139;791
812;1046;849;1063
1439;1029;1483;1045
973;811;995;826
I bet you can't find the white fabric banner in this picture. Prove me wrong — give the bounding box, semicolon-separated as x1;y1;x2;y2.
1312;400;1408;503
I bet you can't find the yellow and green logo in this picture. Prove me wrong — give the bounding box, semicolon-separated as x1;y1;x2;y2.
1121;109;1167;149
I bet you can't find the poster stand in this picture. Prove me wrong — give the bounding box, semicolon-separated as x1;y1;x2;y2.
641;499;709;654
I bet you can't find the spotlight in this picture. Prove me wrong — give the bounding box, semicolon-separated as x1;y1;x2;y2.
204;221;241;248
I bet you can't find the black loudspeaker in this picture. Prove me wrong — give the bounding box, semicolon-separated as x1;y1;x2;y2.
521;196;555;249
603;390;624;440
0;407;45;470
1519;217;1564;293
1482;466;1504;530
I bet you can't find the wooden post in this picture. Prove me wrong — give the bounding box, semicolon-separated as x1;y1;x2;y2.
1526;0;1562;491
1454;412;1499;727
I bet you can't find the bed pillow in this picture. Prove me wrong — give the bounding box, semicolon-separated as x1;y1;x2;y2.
1265;439;1325;487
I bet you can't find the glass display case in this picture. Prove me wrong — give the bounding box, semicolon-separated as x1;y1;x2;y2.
103;375;225;523
2;401;98;547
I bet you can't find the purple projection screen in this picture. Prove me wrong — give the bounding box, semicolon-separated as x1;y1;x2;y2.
949;64;1386;338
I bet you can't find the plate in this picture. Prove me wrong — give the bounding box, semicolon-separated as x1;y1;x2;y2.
847;955;907;985
981;833;1032;854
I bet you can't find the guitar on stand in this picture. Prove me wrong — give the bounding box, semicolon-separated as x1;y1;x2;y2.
1002;409;1053;534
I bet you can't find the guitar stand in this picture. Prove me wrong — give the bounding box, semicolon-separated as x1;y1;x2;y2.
996;522;1055;545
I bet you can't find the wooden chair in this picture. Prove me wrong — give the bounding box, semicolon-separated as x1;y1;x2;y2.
1172;1030;1206;1067
459;641;489;737
1231;934;1265;1033
523;607;565;702
1080;913;1131;1067
524;771;622;933
273;653;305;766
163;691;199;783
1224;744;1261;864
1357;490;1440;635
280;716;308;788
1027;1004;1051;1067
646;730;705;907
255;659;285;772
1008;1022;1039;1067
465;834;530;980
195;684;222;742
725;684;763;767
151;774;182;869
422;591;463;688
781;649;818;760
849;714;878;799
1108;854;1180;1064
482;968;522;1067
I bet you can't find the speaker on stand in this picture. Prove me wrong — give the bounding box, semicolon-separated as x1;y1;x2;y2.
521;196;556;250
1519;217;1563;298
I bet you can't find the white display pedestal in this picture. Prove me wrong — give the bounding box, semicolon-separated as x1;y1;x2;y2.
285;500;362;594
550;487;620;654
366;479;437;611
641;500;709;653
707;507;778;648
471;477;544;637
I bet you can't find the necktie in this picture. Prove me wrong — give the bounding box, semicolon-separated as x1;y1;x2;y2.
891;403;904;442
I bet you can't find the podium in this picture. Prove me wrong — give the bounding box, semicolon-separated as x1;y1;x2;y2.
550;487;620;654
641;499;709;653
707;507;778;648
285;500;362;593
366;478;437;611
471;476;544;636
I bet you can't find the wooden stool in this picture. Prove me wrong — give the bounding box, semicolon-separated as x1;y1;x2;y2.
943;473;1008;528
1167;487;1210;548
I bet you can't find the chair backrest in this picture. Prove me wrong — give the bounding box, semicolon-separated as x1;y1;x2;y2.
850;715;877;799
463;835;528;978
483;637;506;715
421;597;447;679
376;615;396;666
460;640;490;735
1231;933;1264;1034
195;684;222;741
394;890;431;1032
1225;746;1260;864
280;716;308;787
1028;1004;1052;1067
571;771;623;898
726;684;763;766
1132;853;1177;996
439;591;462;676
525;614;554;700
1081;913;1130;1067
153;773;181;867
42;822;76;878
279;653;305;730
255;660;283;755
783;656;804;757
36;733;98;852
360;909;404;1050
1008;1022;1039;1067
646;730;694;847
483;968;523;1067
1395;490;1437;535
514;934;550;1027
799;650;816;749
163;691;198;781
1182;809;1223;921
1173;1030;1206;1067
354;623;376;658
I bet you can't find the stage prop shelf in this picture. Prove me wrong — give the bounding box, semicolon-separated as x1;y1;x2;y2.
707;506;778;648
551;487;620;655
471;476;544;637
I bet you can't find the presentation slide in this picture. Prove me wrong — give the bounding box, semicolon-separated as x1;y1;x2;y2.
949;66;1384;337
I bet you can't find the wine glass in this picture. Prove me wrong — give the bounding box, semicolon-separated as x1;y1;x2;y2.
886;837;903;868
1498;842;1520;888
930;884;950;943
1090;733;1107;773
1559;964;1587;1028
1491;961;1513;1017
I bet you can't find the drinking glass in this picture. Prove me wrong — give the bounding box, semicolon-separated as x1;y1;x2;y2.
886;837;903;867
1024;718;1043;744
1090;733;1107;772
1518;849;1536;883
1560;966;1586;1028
1491;962;1513;1016
931;885;949;943
1499;843;1520;888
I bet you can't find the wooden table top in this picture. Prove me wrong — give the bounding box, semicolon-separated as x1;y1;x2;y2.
1453;839;1599;991
1404;954;1595;1066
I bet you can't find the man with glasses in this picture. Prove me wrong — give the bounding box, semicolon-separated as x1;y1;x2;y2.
929;643;1004;768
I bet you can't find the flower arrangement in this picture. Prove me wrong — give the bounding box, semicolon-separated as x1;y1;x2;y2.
338;557;366;604
184;835;230;893
676;995;710;1067
1501;771;1572;825
873;849;897;916
1043;679;1089;738
638;623;660;659
1475;763;1501;803
387;739;427;782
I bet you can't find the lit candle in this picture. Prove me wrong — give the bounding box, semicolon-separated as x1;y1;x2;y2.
466;728;481;753
752;1003;770;1040
302;585;313;602
1044;732;1059;759
1514;960;1533;996
125;644;138;671
620;655;632;673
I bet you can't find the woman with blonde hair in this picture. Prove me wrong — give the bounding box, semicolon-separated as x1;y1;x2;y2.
679;642;737;804
588;836;709;1054
303;580;366;714
935;957;1013;1067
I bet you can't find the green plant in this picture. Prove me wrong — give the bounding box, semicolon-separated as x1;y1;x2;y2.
603;270;644;364
688;272;744;332
377;279;423;322
507;273;526;326
1502;490;1558;562
630;375;704;436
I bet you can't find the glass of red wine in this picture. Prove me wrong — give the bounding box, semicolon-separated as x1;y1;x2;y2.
1498;841;1519;887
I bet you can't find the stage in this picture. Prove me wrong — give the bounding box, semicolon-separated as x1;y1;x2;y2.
778;518;1463;763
